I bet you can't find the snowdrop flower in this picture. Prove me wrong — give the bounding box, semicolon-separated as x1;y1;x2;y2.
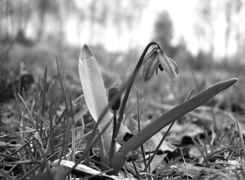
143;48;178;82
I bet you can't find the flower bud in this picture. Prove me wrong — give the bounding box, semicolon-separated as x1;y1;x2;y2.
108;87;121;111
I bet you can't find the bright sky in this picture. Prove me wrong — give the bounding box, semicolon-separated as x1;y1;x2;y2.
65;0;245;57
66;0;199;53
135;0;237;57
142;0;245;57
136;0;198;51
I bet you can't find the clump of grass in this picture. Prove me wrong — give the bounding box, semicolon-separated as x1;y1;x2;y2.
0;57;87;179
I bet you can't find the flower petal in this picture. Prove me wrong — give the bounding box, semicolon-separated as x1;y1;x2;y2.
167;57;179;74
158;50;178;82
143;53;160;82
143;47;158;65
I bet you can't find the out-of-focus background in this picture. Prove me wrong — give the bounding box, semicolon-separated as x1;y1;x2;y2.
0;0;244;105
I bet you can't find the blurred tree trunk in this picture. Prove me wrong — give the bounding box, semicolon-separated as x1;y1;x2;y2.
5;0;13;37
37;0;48;41
57;0;66;45
224;0;244;62
89;0;97;44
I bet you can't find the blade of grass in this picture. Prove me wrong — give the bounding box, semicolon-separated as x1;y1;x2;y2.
191;136;209;166
17;93;35;124
56;56;67;107
109;110;117;161
75;116;85;147
110;78;238;174
69;93;76;162
144;121;175;172
132;160;140;180
58;111;71;165
0;168;12;179
40;64;47;137
234;117;245;159
215;124;234;148
226;113;245;159
161;153;184;172
137;90;147;171
34;91;39;131
49;114;55;154
181;149;189;180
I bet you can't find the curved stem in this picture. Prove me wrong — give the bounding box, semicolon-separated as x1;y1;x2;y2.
113;41;160;141
109;110;117;161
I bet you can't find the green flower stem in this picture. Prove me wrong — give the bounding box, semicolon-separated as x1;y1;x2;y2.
109;110;117;161
113;41;160;143
109;78;238;174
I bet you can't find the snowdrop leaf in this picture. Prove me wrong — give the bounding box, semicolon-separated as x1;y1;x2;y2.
78;44;112;155
78;44;109;122
110;78;238;174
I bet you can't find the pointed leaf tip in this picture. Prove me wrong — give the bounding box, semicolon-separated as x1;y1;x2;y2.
226;77;238;86
230;77;238;83
222;77;238;88
81;44;93;59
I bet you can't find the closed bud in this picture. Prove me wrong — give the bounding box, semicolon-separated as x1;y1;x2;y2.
108;87;121;111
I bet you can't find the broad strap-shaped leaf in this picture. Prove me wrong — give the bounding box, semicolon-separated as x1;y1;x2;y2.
110;78;238;174
78;44;112;156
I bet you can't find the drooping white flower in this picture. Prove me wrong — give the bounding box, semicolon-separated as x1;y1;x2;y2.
143;48;178;82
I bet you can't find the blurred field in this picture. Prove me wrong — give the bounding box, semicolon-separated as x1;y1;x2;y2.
0;40;245;178
1;40;245;108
